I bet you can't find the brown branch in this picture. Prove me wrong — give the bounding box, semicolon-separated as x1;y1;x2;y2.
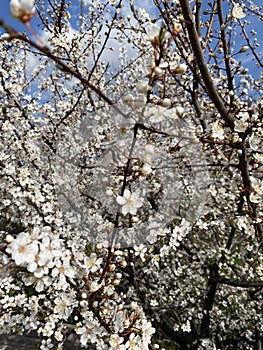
88;0;123;80
240;21;263;69
0;19;128;119
238;146;263;240
217;277;263;288
216;0;234;105
178;0;235;129
200;263;219;338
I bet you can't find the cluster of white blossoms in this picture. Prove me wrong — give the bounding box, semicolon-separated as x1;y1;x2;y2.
122;22;187;114
6;227;76;292
169;219;191;251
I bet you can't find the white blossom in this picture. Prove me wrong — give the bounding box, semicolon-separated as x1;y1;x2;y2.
232;3;246;20
84;253;103;273
10;0;36;22
116;189;144;216
11;232;39;266
145;24;160;42
234;119;248;133
212;120;224;140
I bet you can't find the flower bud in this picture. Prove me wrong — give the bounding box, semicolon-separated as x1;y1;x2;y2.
5;234;14;243
174;63;187;74
141;163;152;176
240;46;249;52
112;279;120;285
137;80;149;94
160;98;171;108
153;67;163;77
108;264;116;272
174;106;185;117
10;0;36;23
80;300;88;307
173;22;182;35
106;188;114;197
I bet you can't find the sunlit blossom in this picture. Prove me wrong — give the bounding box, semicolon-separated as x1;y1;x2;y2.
174;63;187;74
232;3;246;20
145;24;160;42
11;232;39;266
212;120;224;140
144;105;166;123
84;253;103;273
10;0;36;23
116;189;144;216
234;119;248;133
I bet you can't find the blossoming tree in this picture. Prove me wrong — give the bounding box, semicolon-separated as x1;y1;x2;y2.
0;0;262;349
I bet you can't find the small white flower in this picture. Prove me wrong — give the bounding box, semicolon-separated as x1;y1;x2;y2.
122;94;134;105
134;244;147;261
85;253;103;273
109;334;124;348
145;24;160;42
11;232;39;266
212;120;224;140
116;189;144;216
160;98;172;108
181;320;191;332
54;293;74;320
232;3;246;20
174;63;187;74
144;105;165;123
89;280;102;292
40;338;53;350
249;192;261;203
254;153;263;163
234;119;248;133
137;80;149;94
249;134;261;151
10;0;36;23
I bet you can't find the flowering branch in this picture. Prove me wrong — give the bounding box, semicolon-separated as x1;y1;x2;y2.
0;19;128;119
217;0;235;105
179;0;235;129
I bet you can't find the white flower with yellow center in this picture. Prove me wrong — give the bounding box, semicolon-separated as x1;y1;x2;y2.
212;120;224;140
116;189;143;216
232;3;246;20
11;231;39;266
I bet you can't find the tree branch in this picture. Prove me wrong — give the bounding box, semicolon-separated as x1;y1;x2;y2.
179;0;235;129
200;263;219;338
217;277;263;288
0;19;128;119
